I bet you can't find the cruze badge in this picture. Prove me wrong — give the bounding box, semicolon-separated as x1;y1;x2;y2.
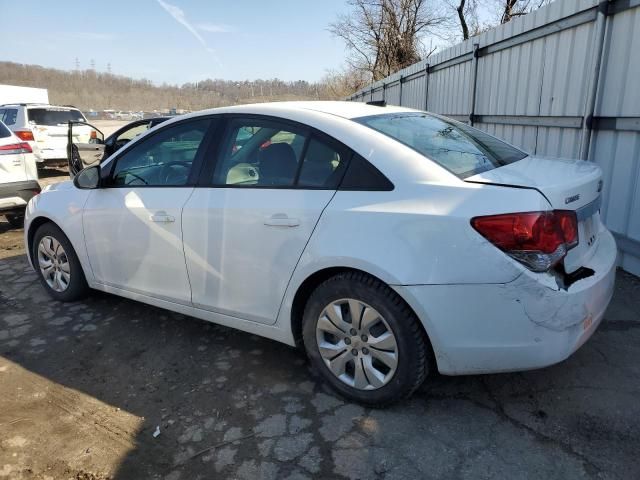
565;194;580;205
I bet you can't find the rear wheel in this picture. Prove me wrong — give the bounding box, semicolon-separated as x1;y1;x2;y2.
5;214;24;229
32;222;89;302
302;272;430;406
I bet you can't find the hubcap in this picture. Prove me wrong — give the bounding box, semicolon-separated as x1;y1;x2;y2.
37;236;70;293
315;298;399;390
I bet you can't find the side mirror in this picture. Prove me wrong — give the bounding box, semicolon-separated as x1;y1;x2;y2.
73;165;101;190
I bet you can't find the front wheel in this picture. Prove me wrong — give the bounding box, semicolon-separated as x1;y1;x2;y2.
302;272;430;406
32;222;89;302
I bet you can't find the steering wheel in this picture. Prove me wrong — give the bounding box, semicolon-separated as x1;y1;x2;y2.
161;161;191;185
123;172;149;185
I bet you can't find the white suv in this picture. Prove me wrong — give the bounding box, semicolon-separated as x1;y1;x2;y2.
0;119;39;227
0;104;87;166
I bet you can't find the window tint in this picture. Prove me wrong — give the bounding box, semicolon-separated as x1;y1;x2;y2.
0;108;17;126
117;122;150;142
27;108;85;126
356;113;527;179
297;138;345;188
0;120;11;139
339;153;394;191
110;119;209;187
214;119;307;187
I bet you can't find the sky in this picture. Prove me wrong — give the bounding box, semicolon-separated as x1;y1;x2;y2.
0;0;354;85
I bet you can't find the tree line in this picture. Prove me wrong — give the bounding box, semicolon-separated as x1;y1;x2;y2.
0;61;336;111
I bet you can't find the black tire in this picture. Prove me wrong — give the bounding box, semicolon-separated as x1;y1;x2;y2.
302;271;430;406
32;222;89;302
5;214;24;229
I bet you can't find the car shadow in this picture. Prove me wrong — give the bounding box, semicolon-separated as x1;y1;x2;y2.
0;252;638;479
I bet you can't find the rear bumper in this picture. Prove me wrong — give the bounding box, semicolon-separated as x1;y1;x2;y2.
395;229;617;375
0;180;41;214
33;146;67;164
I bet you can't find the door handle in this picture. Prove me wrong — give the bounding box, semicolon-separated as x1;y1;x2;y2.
264;213;300;227
149;212;175;223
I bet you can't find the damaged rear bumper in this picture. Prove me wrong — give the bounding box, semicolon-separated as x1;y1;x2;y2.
395;229;617;376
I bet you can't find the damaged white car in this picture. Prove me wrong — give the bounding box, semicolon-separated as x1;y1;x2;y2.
23;101;617;405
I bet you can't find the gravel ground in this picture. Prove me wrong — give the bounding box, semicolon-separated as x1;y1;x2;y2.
0;166;639;479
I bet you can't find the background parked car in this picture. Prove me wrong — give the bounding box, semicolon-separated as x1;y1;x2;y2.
0;103;92;167
0;119;40;228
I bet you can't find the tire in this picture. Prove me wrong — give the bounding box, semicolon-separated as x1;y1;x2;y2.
5;214;24;229
302;271;430;406
32;222;89;302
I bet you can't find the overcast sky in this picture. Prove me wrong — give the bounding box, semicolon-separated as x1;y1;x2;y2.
0;0;495;85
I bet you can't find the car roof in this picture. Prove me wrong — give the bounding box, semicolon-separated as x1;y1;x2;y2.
0;103;80;109
195;101;418;120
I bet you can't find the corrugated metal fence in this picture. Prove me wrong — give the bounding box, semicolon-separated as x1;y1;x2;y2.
347;0;640;276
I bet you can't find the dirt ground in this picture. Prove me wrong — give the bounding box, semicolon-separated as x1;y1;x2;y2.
0;165;639;479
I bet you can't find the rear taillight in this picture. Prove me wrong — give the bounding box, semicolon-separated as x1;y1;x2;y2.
14;130;34;142
471;210;579;272
0;142;32;155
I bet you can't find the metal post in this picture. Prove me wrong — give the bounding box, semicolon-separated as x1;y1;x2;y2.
370;88;374;102
382;82;387;102
469;43;480;126
424;64;430;111
579;0;610;160
399;74;404;106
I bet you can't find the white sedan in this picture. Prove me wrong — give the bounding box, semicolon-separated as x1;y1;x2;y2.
24;101;617;405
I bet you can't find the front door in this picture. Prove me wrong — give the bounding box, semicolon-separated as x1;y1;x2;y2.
83;118;213;305
67;121;105;177
182;116;348;324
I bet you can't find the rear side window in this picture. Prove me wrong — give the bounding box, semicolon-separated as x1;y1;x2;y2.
297;137;346;188
27;108;85;126
0;120;11;138
0;108;17;126
355;113;527;179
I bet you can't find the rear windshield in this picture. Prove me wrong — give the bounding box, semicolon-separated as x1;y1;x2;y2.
355;112;527;178
0;121;11;139
27;108;85;126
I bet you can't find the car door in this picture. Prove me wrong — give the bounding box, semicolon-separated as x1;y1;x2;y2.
103;120;156;159
67;121;105;176
82;117;214;305
182;116;349;324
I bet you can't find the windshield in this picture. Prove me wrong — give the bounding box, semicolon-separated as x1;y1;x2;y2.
355;112;527;178
27;108;86;126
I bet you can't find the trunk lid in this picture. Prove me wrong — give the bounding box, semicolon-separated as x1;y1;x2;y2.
466;156;604;273
0;134;28;183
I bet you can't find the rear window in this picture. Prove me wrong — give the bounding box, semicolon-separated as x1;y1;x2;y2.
355;113;527;178
27;108;85;126
0;121;11;138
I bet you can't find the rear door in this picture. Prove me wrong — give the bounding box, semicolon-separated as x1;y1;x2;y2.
182;116;348;324
67;121;105;176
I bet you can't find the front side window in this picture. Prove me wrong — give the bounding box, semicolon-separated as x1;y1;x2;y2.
356;113;527;178
214;119;307;187
110;119;210;187
27;107;85;126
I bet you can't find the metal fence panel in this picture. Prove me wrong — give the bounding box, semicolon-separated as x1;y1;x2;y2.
348;0;640;276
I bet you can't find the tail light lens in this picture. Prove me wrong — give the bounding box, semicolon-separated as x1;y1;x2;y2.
471;210;579;272
15;130;34;142
0;142;33;155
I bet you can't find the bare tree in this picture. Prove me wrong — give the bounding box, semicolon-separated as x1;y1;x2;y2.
495;0;550;24
329;0;447;81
